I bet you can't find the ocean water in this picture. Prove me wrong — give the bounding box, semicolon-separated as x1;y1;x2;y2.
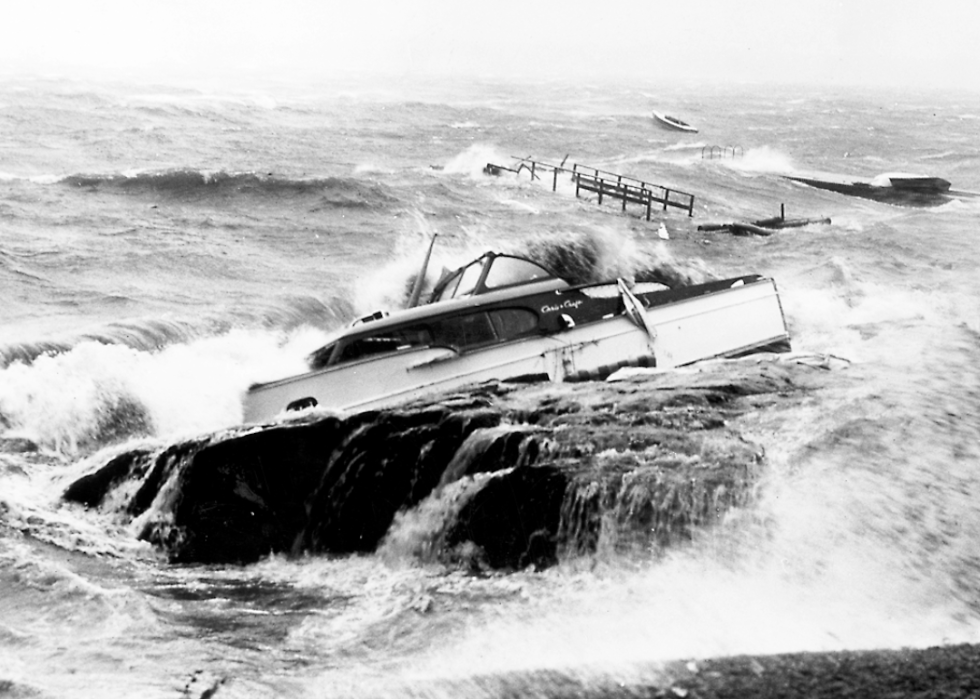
1;75;979;698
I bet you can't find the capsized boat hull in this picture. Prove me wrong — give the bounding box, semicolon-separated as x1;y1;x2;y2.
242;278;789;423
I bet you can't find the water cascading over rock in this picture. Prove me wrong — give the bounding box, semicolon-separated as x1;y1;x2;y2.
63;361;804;569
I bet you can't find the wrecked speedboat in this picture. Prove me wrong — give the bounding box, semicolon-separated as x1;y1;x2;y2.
242;251;791;423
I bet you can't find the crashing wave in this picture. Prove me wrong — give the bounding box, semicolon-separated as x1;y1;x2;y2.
58;169;399;208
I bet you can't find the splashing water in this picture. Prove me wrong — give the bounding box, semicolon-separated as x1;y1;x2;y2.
0;329;330;453
3;78;980;698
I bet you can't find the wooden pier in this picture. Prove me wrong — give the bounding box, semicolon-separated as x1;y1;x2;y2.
484;156;696;219
570;164;695;218
484;156;571;192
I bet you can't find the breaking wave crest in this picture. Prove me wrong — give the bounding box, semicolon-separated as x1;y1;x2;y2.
59;169;399;208
516;228;715;287
0;325;333;455
0;295;350;369
349;226;717;317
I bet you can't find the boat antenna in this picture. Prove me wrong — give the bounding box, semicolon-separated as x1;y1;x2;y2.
407;232;439;308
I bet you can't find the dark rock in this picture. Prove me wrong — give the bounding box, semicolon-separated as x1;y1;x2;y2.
443;463;568;570
141;418;348;563
436;425;542;488
62;447;154;508
651;643;980;698
375;643;980;698
62;360;820;568
302;407;500;554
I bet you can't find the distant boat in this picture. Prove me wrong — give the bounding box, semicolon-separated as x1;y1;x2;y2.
653;111;698;133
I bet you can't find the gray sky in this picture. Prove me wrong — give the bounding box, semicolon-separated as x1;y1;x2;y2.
3;0;978;91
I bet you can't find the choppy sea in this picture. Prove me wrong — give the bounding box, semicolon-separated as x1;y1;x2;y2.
1;75;979;698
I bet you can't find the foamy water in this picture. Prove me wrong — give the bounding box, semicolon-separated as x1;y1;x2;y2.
1;76;979;697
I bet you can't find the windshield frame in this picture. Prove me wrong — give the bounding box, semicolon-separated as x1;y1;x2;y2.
429;252;557;303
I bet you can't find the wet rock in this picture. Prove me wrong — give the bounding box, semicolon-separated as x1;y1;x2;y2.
62;359;819;568
376;643;980;698
62;447;155;508
301;407;502;554
650;643;980;698
443;462;568;570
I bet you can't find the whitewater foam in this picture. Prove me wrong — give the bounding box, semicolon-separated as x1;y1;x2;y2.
0;328;329;454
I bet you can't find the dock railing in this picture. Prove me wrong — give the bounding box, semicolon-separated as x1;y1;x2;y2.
483;156;573;192
570;164;695;218
484;156;696;219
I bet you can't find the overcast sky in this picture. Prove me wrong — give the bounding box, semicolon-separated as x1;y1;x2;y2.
2;0;978;91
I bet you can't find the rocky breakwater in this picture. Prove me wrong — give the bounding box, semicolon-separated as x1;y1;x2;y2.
63;357;825;570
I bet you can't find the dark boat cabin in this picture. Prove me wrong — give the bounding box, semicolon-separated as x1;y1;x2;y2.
308;306;545;369
306;253;609;371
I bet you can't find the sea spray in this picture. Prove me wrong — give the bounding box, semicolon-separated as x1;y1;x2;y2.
0;295;349;370
380;412;980;693
518;228;714;287
723;146;798;174
3;77;980;698
351;225;720;324
350;208;452;312
0;329;328;453
443;144;512;178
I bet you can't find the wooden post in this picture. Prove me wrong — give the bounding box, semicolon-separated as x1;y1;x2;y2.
598;178;604;205
663;188;670;211
553;168;558;192
781;203;785;220
646;191;652;221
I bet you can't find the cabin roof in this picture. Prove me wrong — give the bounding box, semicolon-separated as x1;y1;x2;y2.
341;277;570;340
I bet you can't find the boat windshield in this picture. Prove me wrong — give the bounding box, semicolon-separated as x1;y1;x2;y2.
430;253;556;303
483;256;552;290
308;341;338;370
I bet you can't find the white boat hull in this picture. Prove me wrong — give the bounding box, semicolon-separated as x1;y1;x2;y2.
243;278;788;423
652;111;698;133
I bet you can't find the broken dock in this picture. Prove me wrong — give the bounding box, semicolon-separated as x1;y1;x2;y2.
697;204;831;236
484;156;696;219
